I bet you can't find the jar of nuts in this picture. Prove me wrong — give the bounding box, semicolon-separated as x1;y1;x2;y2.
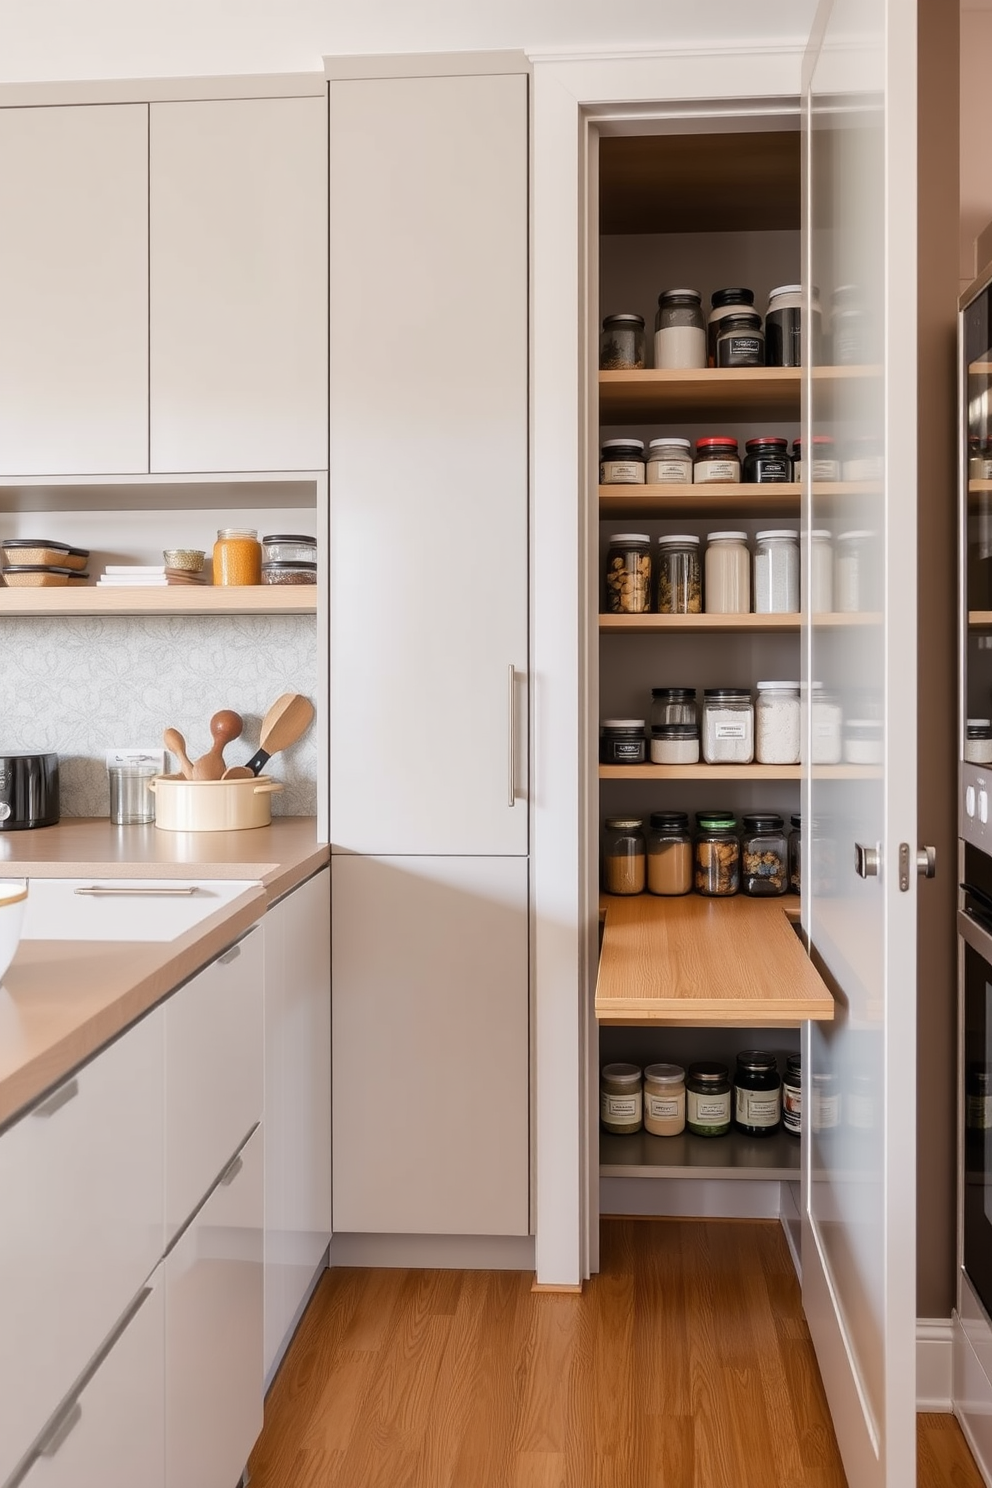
740;813;788;896
605;533;651;614
655;535;702;614
694;812;741;896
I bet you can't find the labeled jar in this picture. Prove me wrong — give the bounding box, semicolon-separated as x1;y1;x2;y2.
645;437;693;484
844;719;883;764
605;533;652;613
810;529;834;612
811;1072;841;1132
835;530;876;612
262;533;317;565
810;686;843;764
847;1071;878;1131
842;436;883;483
601;1063;643;1133
650;723;700;765
600;313;645;370
969;438;992;482
765;284;821;368
600;439;645;484
213;527;262;586
740;813;789;896
716;311;765;367
644;1064;686;1136
793;435;840;484
966;719;992;764
743;437;792;484
966;1065;992;1131
755;681;801;764
831;283;866;365
694;812;741;896
782;1055;802;1134
650;687;697;729
753;529;800;613
686;1062;732;1136
789;814;802;893
656;535;702;614
734;1051;781;1135
654;288;706;369
600;720;646;764
702;688;754;764
704;531;750;613
603;818;646;896
694;437;741;485
646;811;694;895
707;288;755;367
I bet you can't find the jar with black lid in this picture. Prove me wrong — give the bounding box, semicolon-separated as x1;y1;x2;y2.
782;1055;802;1135
706;288;755;366
789;813;802;893
686;1062;732;1137
743;437;792;484
765;285;822;368
716;312;765;368
654;288;706;369
694;811;740;897
650;687;697;729
646;811;694;896
740;813;788;896
600;720;646;764
600;313;645;370
605;533;651;613
733;1051;781;1136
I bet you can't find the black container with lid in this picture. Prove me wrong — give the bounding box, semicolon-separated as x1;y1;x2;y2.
706;288;756;365
783;1054;802;1135
716;312;765;368
600;720;646;764
733;1050;781;1136
743;437;792;484
740;812;788;897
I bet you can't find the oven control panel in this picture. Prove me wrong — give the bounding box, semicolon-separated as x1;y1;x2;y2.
962;762;992;851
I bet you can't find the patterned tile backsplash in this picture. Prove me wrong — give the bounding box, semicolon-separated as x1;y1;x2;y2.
0;614;320;818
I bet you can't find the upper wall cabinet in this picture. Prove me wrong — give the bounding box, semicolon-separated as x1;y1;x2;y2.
149;97;327;474
0;104;149;476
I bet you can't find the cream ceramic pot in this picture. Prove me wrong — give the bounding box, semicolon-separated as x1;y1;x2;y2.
148;774;282;832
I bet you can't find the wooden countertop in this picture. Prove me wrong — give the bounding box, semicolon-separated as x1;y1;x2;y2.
0;818;329;1129
596;894;835;1027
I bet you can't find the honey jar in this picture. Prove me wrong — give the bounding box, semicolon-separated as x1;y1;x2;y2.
213;528;262;586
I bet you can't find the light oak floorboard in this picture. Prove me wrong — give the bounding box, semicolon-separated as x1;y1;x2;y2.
248;1220;981;1488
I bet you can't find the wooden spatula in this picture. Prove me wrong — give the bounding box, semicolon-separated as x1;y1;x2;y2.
191;710;244;781
245;693;315;776
163;726;195;780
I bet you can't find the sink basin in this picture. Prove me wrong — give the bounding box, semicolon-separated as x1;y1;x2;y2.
6;878;260;943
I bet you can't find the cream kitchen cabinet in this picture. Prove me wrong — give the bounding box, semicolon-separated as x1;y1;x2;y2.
0;103;149;476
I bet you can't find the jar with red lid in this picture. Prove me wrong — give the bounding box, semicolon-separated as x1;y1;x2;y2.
742;437;791;484
693;437;740;485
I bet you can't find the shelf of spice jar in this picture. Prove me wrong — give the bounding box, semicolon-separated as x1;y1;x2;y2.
598;367;801;423
595;893;834;1027
598;482;801;519
599;1126;800;1181
598;612;880;633
599;763;802;781
0;585;317;616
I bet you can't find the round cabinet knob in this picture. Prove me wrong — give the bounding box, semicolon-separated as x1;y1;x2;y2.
0;802;11;822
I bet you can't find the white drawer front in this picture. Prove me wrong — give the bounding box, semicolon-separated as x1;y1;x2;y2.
0;1009;165;1485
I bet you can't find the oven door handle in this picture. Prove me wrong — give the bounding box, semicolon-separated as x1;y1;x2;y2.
962;880;992;917
959;905;992;963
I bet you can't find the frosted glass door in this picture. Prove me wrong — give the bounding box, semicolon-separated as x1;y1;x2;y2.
802;4;918;1484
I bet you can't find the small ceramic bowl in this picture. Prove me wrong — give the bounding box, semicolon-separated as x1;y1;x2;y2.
0;880;28;984
162;548;205;573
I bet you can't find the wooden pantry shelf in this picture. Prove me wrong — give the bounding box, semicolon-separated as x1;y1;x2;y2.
599;612;799;633
0;586;317;617
598;482;799;518
600;1126;800;1182
599;367;801;423
600;763;802;781
969;611;992;628
595;893;835;1027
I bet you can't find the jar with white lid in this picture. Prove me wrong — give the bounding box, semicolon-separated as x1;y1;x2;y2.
836;530;877;611
753;530;800;613
765;284;822;367
694;437;741;485
966;719;992;764
654;288;706;369
706;288;755;367
600;439;645;484
844;719;883;764
810;530;834;612
600;313;645;370
755;681;801;764
600;1063;642;1133
643;1064;686;1136
645;437;693;484
702;688;754;764
704;531;750;614
605;533;651;613
809;685;843;764
656;534;701;614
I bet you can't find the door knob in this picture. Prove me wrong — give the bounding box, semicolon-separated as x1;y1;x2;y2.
916;845;937;879
854;843;879;878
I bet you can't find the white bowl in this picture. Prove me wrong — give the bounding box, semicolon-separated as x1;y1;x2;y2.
0;880;28;984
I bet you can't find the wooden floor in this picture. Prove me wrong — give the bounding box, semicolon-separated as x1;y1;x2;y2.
249;1218;984;1488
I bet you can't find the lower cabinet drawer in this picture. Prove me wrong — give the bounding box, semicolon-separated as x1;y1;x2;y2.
165;1123;263;1488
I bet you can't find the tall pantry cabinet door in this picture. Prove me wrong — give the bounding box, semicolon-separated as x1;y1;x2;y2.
332;854;529;1236
149;96;327;473
328;74;528;857
0;104;149;475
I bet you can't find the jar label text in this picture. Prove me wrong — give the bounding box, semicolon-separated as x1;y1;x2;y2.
601;1092;641;1120
714;721;747;740
687;1090;731;1123
735;1088;780;1126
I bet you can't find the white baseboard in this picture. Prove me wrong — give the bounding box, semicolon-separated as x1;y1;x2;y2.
918;1317;954;1412
330;1231;535;1270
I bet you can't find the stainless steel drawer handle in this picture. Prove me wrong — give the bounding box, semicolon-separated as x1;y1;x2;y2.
38;1400;82;1458
220;1154;244;1187
74;885;198;897
32;1078;79;1119
218;944;242;965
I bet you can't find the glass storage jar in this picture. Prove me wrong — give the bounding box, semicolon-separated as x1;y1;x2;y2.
716;311;765;367
753;529;800;613
600;720;646;765
600;1063;642;1134
650;687;697;729
789;814;802;893
831;283;867;365
809;685;843;764
793;435;840;483
733;1051;781;1136
645;437;693;484
970;437;992;481
694;812;741;896
605;533;651;613
262;533;317;565
706;288;755;367
843;719;883;764
835;529;877;611
704;530;750;613
755;681;801;764
810;529;834;612
646;811;694;895
811;1071;841;1132
654;288;706;369
742;437;792;484
600;312;645;370
966;719;992;764
656;534;702;614
702;689;754;764
603;817;646;896
686;1062;732;1136
782;1055;802;1134
842;436;883;483
650;723;700;765
600;439;645;484
740;813;789;896
643;1064;686;1136
694;437;741;485
213;527;261;586
261;561;317;585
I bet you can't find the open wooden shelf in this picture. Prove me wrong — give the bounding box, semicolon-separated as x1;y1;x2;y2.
599;611;879;633
0;586;317;617
599;482;799;518
600;1125;800;1181
599;367;801;423
595;893;835;1027
969;611;992;628
600;763;801;781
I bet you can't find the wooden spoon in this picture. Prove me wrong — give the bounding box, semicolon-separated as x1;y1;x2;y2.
221;765;253;780
163;726;195;781
245;693;315;776
191;710;244;781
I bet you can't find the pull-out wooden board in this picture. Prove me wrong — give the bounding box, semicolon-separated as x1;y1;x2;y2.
596;894;835;1027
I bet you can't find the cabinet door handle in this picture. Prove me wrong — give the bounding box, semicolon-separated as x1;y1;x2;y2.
507;664;516;808
220;1153;244;1187
73;885;197;897
32;1078;79;1119
218;943;241;966
37;1400;82;1458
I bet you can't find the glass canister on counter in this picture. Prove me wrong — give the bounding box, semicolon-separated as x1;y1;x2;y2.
704;531;750;613
789;814;802;893
646;811;694;895
601;1063;643;1134
733;1051;781;1136
740;813;789;897
706;288;755;366
654;288;706;369
702;688;754;764
643;1064;686;1136
694;811;741;896
600;439;645;485
755;681;801;764
213;527;262;585
686;1062;732;1136
600;313;645;369
645;437;693;484
694;437;741;485
753;529;800;613
716;310;765;367
655;534;702;614
605;533;651;613
742;437;792;484
603;817;646;896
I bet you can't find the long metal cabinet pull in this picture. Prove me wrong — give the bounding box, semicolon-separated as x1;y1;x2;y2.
507;664;516;808
32;1078;79;1119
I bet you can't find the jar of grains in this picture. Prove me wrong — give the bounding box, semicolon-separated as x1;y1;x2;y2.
213;527;262;586
605;533;651;613
835;530;877;611
743;437;792;484
789;814;802;893
646;811;694;895
603;817;646;895
716;311;765;367
755;681;801;764
740;813;789;896
600;1063;643;1134
645;437;693;484
650;687;697;729
686;1062;732;1136
656;534;702;613
966;720;992;764
704;531;750;614
733;1051;781;1136
694;437;741;485
643;1064;686;1135
753;529;800;613
809;685;843;764
694;812;741;896
600;439;645;484
810;529;834;612
706;288;755;366
600;720;646;765
600;313;645;370
654;288;706;369
782;1055;802;1135
843;719;883;764
650;723;700;765
702;688;754;764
